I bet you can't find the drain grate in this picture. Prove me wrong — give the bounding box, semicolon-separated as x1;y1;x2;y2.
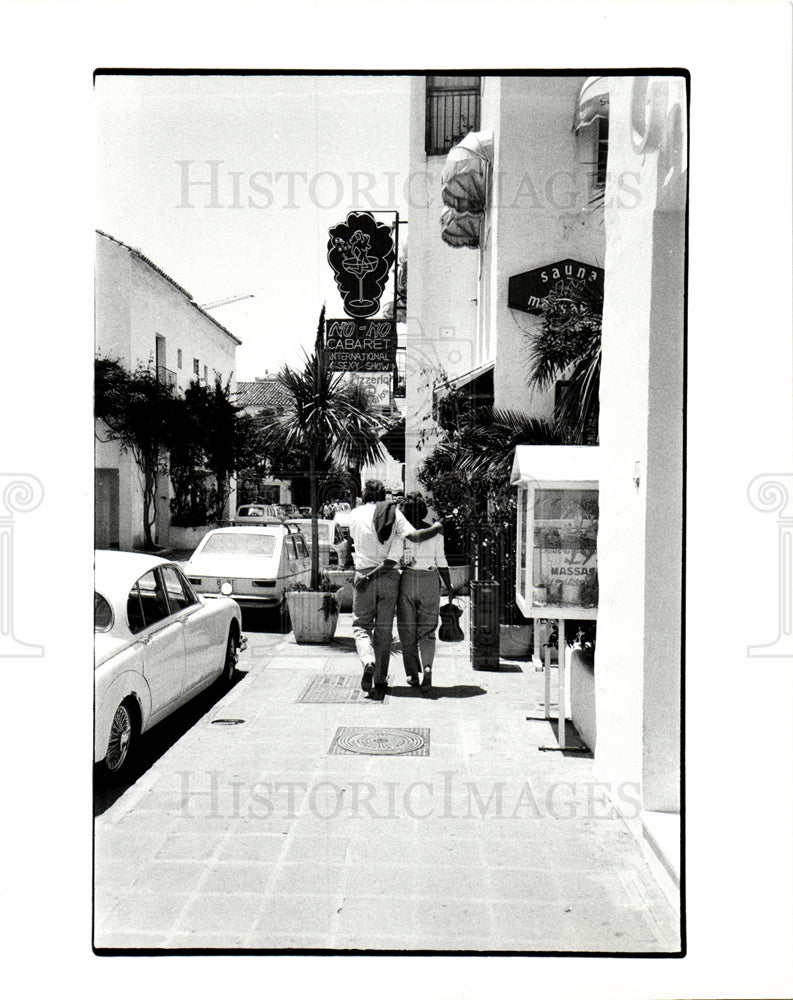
210;718;245;726
328;726;430;756
297;674;385;704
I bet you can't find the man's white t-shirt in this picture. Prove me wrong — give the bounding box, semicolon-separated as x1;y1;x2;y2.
347;503;414;571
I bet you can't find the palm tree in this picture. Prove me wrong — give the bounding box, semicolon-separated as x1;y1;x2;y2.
264;307;386;588
525;280;603;444
452;406;566;481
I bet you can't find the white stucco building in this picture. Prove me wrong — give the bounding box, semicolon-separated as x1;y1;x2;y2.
405;75;607;486
404;75;685;894
95;231;241;550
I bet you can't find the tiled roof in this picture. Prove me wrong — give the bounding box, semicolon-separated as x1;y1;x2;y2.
235;379;292;409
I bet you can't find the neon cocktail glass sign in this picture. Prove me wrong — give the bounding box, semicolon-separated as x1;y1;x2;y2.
327;212;395;318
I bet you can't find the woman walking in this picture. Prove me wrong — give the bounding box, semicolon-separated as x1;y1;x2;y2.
397;492;455;689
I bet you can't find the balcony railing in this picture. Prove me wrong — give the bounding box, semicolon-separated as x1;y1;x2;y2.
157;366;177;390
426;78;481;155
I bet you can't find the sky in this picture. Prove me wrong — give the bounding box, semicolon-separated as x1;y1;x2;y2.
96;74;412;379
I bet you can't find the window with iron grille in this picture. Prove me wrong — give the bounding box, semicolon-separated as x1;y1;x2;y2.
425;76;481;155
576;114;609;201
594;115;609;191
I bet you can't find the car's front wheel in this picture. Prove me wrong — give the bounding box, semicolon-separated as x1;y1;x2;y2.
220;626;240;686
103;700;136;774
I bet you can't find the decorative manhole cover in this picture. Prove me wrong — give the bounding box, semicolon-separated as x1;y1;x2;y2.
210;718;245;726
328;727;430;756
298;674;385;704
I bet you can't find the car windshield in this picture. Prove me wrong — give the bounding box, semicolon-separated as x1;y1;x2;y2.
94;592;113;630
200;533;277;557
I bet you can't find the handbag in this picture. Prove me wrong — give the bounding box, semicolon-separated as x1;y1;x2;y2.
438;598;464;642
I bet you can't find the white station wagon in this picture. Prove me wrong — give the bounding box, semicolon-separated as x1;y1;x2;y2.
185;524;311;609
94;550;244;774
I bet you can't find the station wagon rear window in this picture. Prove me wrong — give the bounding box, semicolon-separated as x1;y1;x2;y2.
294;522;330;542
201;533;277;557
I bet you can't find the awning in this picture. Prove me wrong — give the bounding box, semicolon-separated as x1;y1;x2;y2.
510;445;600;486
440;208;482;248
574;77;610;132
433;361;494;409
441;129;493;213
440;129;493;249
447;360;494;392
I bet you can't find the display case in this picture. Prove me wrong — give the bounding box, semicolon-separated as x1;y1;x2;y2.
511;446;599;620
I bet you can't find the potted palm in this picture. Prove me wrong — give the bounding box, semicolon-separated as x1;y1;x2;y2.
265;307;386;643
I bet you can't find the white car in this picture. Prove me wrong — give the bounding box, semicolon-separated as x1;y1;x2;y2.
232;503;284;524
284;518;347;568
184;524;311;609
94;550;244;775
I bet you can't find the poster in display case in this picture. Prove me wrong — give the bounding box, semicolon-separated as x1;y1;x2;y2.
511;446;599;620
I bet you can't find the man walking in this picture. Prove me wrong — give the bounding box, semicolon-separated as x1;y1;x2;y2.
346;480;444;698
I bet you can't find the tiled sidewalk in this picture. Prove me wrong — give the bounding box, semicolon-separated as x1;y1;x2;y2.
94;608;681;952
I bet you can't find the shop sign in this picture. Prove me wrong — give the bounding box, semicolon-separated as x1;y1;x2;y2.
540;547;597;581
325;317;396;372
508;259;604;315
327;211;395;318
345;371;393;411
537;546;597;605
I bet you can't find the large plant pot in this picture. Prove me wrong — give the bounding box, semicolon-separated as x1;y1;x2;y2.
562;582;583;604
167;524;215;552
499;623;532;659
324;570;354;612
286;590;342;644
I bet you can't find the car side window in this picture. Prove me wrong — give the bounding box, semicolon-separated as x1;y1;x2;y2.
160;565;195;613
127;584;146;634
134;570;171;629
284;536;297;561
174;566;200;605
296;535;309;559
94;592;113;631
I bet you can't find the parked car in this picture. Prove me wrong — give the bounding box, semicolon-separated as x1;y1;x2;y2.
94;550;244;775
233;503;284;524
184;524;311;609
332;508;354;529
331;509;356;567
284;518;348;568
